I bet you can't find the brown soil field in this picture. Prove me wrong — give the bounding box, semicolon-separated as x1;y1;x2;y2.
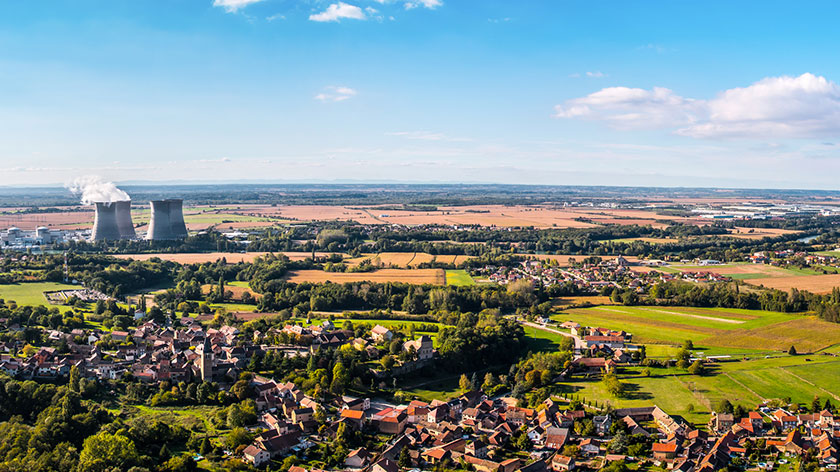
745;274;840;294
114;252;344;264
553;296;615;307
200;284;261;300
703;317;840;352
346;252;474;268
283;269;445;285
725;227;801;240
675;264;795;277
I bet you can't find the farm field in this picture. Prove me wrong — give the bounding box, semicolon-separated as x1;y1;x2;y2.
562;356;840;427
345;252;474;268
744;273;840;294
283;269;445;285
445;270;475;286
552;295;615;307
725;227;801;239
670;262;822;278
556;306;840;353
114;251;344;264
0;281;82;307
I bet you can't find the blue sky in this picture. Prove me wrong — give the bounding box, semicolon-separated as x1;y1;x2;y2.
2;0;840;189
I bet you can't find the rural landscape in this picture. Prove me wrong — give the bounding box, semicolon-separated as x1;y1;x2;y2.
2;182;840;472
4;1;840;472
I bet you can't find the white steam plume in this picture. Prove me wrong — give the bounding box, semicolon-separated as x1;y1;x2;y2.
66;175;130;205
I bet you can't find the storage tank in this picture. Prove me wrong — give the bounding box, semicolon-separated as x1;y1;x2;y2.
91;202;121;241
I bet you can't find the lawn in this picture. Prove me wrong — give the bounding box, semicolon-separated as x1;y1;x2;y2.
0;281;82;307
523;325;574;352
445;269;476;286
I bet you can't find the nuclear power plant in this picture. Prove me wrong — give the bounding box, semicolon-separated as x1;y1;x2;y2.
87;198;187;242
146;199;188;240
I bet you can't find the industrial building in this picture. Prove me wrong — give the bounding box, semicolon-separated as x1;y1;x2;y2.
1;226;64;247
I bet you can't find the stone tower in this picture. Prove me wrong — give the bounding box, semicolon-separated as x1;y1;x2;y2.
199;336;213;382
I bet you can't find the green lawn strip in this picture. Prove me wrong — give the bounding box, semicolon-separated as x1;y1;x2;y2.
445;269;476;286
724;368;820;404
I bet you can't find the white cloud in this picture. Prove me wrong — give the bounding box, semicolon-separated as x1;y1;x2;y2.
309;2;366;22
404;0;442;10
586;71;606;78
555;86;702;129
266;14;285;21
555;73;840;139
315;86;358;102
212;0;263;13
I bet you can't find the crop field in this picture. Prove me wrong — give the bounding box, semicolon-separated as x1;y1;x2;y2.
725;227;801;240
556;306;840;353
344;252;474;268
552;295;615;307
0;282;81;307
283;268;446;285
744;273;840;294
114;251;343;264
445;270;475;286
200;284;260;300
205;204;715;229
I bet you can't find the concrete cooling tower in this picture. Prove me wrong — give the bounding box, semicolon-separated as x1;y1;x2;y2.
146;199;188;240
91;202;121;241
114;200;136;239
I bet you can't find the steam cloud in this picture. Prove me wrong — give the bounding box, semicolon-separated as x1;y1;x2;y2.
66;176;130;205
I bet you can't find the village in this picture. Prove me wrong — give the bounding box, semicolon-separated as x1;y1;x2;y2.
0;308;836;472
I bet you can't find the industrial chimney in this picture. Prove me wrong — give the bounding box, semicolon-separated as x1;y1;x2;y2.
114;200;136;239
146;199;188;240
91;202;121;241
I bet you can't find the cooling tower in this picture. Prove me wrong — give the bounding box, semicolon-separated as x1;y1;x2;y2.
168;199;188;238
147;199;188;240
91;202;121;241
114;200;136;239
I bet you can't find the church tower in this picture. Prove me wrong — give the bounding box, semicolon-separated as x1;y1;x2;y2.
199;337;213;382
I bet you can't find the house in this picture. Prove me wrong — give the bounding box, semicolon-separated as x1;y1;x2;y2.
345;447;371;468
242;445;270;467
652;442;678;462
709;412;734;432
371;325;393;343
579;438;599;455
593;415;612;436
465;440;489;459
403;335;434;360
341;408;365;429
371;458;399;472
379;410;408;434
545;427;568;450
550;455;575;472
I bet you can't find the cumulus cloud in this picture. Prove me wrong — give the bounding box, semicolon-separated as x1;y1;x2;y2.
555;86;702;129
212;0;263;13
404;0;442;10
555;73;840;139
315;86;358;102
309;2;366;22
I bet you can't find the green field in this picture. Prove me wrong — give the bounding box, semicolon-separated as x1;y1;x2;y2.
553;305;840;353
445;269;476;286
561;356;840;427
0;282;82;307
